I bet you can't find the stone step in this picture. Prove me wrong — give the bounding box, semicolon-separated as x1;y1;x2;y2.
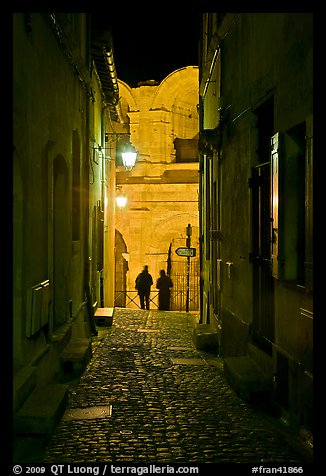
60;337;92;376
94;307;114;327
224;355;273;401
192;323;219;353
14;384;68;434
13;365;37;413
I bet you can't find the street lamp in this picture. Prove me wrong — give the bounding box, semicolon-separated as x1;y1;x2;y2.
121;143;137;171
115;187;127;209
93;134;137;211
93;133;138;171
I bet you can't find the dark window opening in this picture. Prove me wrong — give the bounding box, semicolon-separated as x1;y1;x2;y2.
174;138;199;163
72;130;80;240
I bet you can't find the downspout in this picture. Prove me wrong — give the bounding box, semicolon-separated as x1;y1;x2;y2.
101;43;121;307
101;105;108;308
198;97;204;324
84;15;92;308
101;105;107;208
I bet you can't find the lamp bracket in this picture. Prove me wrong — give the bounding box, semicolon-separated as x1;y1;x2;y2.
105;132;129;143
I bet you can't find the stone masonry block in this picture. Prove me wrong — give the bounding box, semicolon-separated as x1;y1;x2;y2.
13;365;37;413
94;307;114;327
192;324;219;353
224;355;273;401
14;384;68;434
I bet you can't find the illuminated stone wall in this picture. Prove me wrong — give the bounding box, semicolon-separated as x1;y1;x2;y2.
115;67;200;307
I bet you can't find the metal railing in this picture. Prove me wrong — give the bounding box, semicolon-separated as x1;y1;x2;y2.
114;290;158;309
114;290;199;311
170;289;199;312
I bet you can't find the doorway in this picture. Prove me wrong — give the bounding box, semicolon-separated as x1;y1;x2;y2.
114;229;128;307
53;155;69;329
251;163;274;355
251;98;275;355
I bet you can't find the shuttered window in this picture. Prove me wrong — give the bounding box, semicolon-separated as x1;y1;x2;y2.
271;133;281;279
270;116;313;290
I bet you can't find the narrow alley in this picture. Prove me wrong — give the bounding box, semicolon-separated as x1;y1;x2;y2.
14;308;313;466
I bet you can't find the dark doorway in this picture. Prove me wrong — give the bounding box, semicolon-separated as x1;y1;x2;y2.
251;164;274;355
115;230;128;307
53;155;69;329
251;99;275;355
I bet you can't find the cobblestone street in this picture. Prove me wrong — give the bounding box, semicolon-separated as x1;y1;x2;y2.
15;308;313;465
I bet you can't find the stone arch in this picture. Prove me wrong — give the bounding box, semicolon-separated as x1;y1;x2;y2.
151;67;199;158
72;129;81;240
52;154;70;328
118;68;199;115
150;212;199;252
117;67;199;165
115;229;128;307
143;211;199;279
148;211;200;311
118;79;138;112
151;66;199;112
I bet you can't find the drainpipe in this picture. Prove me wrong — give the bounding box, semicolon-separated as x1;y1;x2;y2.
101;105;107;207
198;97;204;324
84;14;93;310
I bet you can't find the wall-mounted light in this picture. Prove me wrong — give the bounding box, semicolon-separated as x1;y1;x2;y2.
121;143;137;171
93;133;138;171
115;187;127;209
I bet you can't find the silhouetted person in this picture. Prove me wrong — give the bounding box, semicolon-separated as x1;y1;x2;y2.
135;265;153;310
156;269;173;311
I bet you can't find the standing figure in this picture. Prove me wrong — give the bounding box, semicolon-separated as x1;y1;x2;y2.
135;265;153;310
156;269;173;311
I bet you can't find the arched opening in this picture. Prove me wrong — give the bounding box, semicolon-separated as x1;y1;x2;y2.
72;129;81;241
114;229;128;307
53;155;69;328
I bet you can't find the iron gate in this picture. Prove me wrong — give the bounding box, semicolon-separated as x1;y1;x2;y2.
114;259;200;311
169;259;200;311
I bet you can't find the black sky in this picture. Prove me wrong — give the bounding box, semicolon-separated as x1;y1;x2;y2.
91;12;200;88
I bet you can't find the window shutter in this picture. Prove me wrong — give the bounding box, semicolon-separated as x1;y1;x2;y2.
305;115;313;291
271;132;281;279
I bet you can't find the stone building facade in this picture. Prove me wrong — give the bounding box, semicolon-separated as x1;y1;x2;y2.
13;13;118;430
198;13;313;433
114;67;200;310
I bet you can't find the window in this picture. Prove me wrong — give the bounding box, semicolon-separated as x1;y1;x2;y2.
72;130;80;240
174;138;199;163
270;116;313;289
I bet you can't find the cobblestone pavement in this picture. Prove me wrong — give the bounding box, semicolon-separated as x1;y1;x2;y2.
38;309;312;464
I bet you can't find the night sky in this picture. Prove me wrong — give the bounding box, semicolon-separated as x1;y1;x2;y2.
91;12;200;88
